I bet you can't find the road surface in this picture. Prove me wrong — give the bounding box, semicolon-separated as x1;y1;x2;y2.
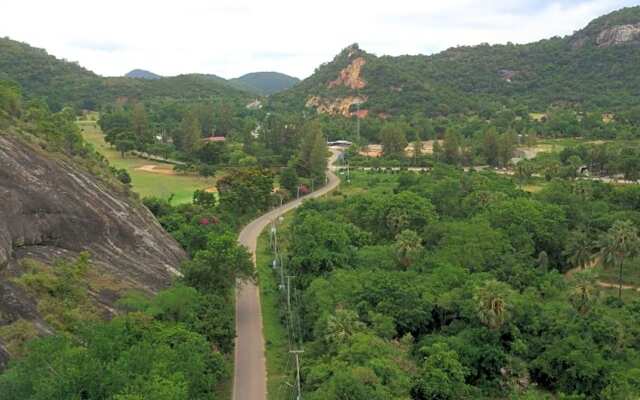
233;150;341;400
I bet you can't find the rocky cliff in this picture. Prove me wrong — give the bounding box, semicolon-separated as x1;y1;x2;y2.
0;133;186;367
596;23;640;47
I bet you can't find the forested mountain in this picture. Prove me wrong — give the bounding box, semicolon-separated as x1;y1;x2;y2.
0;37;252;110
230;71;300;95
272;6;640;118
125;69;162;79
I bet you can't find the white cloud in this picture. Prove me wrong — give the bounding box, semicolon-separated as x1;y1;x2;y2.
1;0;635;79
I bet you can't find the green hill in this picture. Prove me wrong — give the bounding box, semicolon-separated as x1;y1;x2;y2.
124;69;162;79
272;6;640;117
230;71;300;95
0;38;252;110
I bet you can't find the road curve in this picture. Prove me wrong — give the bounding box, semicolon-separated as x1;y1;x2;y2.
233;150;341;400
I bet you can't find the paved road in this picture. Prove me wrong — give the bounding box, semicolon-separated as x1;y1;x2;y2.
233;150;341;400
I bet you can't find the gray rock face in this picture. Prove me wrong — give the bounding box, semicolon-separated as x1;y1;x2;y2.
0;134;186;365
596;23;640;47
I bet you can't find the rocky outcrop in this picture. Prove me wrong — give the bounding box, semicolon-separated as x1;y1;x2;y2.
329;57;367;90
596;23;640;47
305;95;367;118
0;133;186;366
498;69;518;83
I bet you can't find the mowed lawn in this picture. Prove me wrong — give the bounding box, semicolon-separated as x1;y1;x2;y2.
78;119;217;205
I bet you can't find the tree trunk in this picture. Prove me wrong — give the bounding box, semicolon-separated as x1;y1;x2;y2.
618;258;624;300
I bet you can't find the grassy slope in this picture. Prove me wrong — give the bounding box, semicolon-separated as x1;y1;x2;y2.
256;217;292;400
77;118;217;204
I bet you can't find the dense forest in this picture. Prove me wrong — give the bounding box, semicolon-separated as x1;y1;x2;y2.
265;167;640;399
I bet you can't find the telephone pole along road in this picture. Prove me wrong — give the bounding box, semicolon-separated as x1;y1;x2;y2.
233;149;341;400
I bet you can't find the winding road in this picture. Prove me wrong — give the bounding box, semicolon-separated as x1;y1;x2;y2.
233;150;341;400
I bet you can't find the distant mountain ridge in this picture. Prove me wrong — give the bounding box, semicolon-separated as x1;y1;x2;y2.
0;37;252;110
125;69;162;80
272;6;640;117
230;71;300;95
122;69;298;95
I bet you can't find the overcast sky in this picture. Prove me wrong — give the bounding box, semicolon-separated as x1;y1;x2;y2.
2;0;637;79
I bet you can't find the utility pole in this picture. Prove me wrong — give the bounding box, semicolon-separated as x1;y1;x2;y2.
271;220;277;254
356;101;361;143
286;275;295;313
290;350;304;400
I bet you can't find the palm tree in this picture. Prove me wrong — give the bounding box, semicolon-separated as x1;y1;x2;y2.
568;270;599;315
515;161;533;188
597;220;640;299
473;280;513;330
324;308;364;347
564;229;595;271
394;229;423;269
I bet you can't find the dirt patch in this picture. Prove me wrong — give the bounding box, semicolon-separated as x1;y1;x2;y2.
135;164;177;176
205;187;217;193
359;144;383;157
306;95;367;118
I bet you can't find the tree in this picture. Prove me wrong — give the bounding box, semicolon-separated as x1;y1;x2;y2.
0;80;21;116
216;168;274;216
412;343;470;400
180;112;201;155
393;229;423;269
497;131;517;167
473;279;514;330
116;168;131;185
192;189;216;208
197;163;216;177
182;232;253;293
279;165;299;194
309;125;328;179
324;308;365;347
515;161;534;187
568;270;599;315
380;121;408;157
482;128;499;166
564;229;595;271
411;132;423;165
131;102;151;149
443;129;462;165
432;139;443;162
297;119;327;178
597;220;640;299
115;135;135;158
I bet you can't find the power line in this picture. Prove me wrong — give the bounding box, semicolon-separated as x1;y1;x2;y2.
290;350;304;400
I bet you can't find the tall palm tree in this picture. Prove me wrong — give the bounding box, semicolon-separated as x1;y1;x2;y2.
564;229;595;271
568;270;599;315
597;220;640;299
473;280;513;330
394;229;423;269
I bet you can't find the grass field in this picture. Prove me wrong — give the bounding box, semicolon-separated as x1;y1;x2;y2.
77;118;217;205
256;216;294;400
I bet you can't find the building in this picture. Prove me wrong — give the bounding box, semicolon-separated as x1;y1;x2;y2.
202;136;226;143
